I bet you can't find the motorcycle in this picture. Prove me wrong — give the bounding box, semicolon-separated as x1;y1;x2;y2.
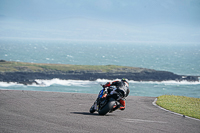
89;86;122;115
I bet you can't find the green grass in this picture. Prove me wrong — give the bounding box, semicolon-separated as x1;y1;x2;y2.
0;61;141;73
156;95;200;119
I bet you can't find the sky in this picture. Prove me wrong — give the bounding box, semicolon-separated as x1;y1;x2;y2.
0;0;200;43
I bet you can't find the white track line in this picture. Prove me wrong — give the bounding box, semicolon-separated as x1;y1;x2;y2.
122;118;167;123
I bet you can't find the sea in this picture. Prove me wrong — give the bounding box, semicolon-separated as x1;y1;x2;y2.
0;39;200;98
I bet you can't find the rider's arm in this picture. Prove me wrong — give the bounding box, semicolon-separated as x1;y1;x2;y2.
103;82;111;88
104;80;119;87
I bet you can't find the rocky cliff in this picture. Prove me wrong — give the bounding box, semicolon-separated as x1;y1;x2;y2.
0;69;198;85
0;60;199;85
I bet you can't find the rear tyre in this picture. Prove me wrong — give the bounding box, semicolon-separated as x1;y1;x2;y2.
98;98;115;115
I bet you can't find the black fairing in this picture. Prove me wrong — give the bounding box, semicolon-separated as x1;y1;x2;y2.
98;94;119;110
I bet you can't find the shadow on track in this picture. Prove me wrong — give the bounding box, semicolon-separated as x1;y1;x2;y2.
71;112;99;116
71;112;116;117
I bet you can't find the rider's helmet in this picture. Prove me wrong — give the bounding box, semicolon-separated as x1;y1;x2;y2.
121;78;129;87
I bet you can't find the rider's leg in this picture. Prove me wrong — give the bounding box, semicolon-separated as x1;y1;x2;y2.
119;99;125;110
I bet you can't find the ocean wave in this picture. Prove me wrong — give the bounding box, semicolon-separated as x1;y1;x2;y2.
0;78;199;88
35;79;95;87
0;82;24;87
96;78;200;85
128;80;200;85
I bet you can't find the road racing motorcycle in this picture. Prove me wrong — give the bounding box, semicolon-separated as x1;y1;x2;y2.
89;86;123;115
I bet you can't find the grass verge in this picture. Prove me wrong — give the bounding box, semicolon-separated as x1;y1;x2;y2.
156;95;200;119
0;61;141;72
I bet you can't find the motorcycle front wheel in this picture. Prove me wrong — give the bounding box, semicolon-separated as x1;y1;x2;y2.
89;105;96;113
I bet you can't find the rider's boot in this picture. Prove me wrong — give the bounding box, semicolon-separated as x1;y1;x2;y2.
119;99;125;110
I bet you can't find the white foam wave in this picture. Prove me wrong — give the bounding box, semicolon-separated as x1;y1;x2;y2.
0;82;24;87
96;79;200;85
0;78;199;88
35;78;96;87
128;80;200;85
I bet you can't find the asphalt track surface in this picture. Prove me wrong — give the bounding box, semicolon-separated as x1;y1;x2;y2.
0;90;199;133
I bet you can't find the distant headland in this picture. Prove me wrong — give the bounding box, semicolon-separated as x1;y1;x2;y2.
0;60;199;85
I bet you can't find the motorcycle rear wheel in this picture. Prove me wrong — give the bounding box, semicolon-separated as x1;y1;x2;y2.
98;98;116;115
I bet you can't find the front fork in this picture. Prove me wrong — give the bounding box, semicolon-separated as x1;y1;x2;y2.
92;93;108;111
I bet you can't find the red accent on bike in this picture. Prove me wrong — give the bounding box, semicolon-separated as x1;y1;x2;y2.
101;94;107;98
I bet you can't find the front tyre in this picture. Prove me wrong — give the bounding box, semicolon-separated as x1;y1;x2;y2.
98;98;116;115
89;105;96;113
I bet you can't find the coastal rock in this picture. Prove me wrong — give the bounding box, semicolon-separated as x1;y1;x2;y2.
0;60;6;62
0;69;198;85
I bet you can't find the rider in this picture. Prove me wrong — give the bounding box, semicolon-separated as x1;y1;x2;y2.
93;78;130;111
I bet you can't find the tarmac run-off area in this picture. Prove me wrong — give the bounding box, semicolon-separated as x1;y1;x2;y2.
0;90;199;133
